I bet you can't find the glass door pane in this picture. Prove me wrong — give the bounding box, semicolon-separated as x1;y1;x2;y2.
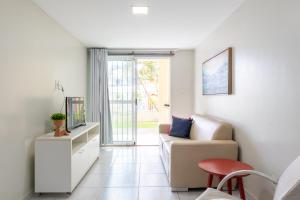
136;58;171;145
107;56;136;145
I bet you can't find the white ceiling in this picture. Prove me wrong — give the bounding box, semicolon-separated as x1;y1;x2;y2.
33;0;244;49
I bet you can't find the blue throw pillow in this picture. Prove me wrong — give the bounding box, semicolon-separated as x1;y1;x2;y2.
169;116;193;138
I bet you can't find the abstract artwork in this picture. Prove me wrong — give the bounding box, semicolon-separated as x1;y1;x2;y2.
202;48;232;95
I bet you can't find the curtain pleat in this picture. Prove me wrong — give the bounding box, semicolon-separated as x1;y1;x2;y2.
88;48;112;145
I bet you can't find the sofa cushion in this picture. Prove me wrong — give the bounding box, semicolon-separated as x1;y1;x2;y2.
164;141;172;154
190;115;233;140
160;134;189;143
160;134;189;154
169;116;193;138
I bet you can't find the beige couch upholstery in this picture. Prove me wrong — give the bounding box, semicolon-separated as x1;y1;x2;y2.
159;115;238;191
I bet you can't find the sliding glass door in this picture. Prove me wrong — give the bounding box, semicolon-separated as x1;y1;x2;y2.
107;56;137;145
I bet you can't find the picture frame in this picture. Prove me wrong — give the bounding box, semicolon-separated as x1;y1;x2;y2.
202;47;232;95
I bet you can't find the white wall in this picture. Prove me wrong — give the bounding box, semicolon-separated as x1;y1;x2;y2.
195;0;300;199
0;0;87;199
170;50;195;118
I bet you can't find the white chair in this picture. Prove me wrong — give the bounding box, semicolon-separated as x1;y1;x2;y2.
196;155;300;200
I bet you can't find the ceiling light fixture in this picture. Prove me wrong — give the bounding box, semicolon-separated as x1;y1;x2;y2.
132;6;148;15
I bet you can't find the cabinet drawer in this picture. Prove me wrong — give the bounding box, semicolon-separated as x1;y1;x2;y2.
88;136;99;148
87;142;99;165
71;147;89;189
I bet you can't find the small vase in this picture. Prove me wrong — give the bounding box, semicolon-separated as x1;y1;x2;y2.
53;120;66;137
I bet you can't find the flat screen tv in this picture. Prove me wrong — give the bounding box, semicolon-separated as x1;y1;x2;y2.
65;97;86;132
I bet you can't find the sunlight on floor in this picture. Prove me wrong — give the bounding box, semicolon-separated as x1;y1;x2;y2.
137;127;159;145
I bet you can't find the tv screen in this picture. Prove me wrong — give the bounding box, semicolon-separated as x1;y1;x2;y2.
65;97;86;132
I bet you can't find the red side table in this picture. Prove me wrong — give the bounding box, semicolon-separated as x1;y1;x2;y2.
198;159;253;200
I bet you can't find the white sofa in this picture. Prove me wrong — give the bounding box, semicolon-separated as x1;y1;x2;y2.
159;114;238;191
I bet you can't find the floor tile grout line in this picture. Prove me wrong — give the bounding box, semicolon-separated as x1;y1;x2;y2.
140;147;142;199
177;191;181;200
79;185;173;189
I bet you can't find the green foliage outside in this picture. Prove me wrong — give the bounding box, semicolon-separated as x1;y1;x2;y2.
137;60;159;111
138;61;158;82
109;59;161;131
137;121;158;128
112;120;157;129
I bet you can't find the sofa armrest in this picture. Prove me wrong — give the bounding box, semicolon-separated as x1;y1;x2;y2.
169;140;238;188
159;124;171;134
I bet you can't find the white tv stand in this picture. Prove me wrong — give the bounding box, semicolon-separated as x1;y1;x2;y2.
35;122;100;193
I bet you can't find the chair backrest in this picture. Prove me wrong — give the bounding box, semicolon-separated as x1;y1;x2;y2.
274;155;300;200
189;115;233;140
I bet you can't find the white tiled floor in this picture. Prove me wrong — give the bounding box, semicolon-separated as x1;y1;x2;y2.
136;128;159;145
31;146;239;200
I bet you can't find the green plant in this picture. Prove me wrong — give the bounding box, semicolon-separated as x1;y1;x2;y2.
51;113;66;120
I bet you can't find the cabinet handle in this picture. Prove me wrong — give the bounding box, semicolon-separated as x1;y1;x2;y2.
79;149;85;154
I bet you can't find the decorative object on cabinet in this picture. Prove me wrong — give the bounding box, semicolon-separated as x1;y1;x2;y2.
51;113;68;137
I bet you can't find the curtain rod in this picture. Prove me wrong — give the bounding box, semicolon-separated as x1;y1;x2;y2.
107;51;175;57
107;48;177;51
88;48;177;56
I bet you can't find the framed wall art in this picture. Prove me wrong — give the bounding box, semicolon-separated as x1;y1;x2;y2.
202;47;232;95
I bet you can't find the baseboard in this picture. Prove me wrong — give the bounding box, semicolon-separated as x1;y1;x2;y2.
245;189;258;200
21;189;33;200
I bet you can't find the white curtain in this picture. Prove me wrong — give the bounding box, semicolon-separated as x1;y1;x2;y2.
88;48;112;145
